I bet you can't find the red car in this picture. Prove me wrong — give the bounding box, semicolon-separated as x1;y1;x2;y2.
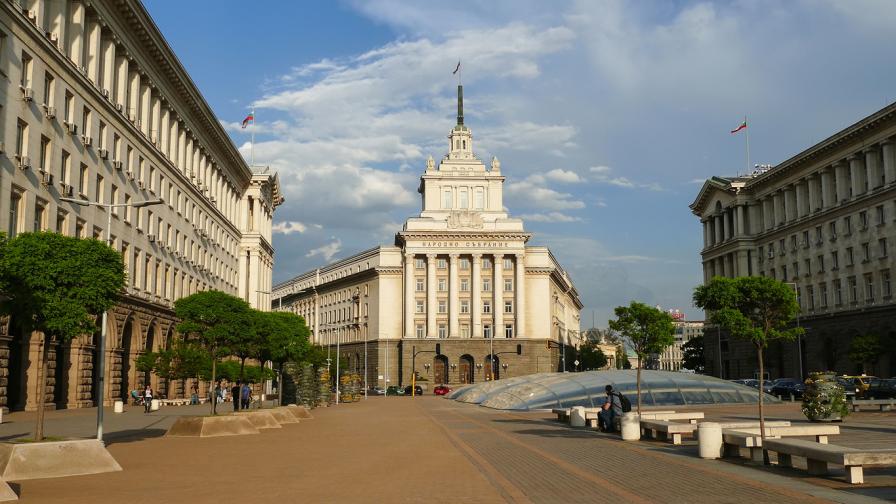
433;385;452;396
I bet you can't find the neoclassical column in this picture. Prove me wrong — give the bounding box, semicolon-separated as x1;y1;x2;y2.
493;254;504;339
701;219;710;248
471;254;482;338
820;168;833;209
773;191;783;226
834;160;848;203
784;186;796;222
882;138;896;185
404;252;415;338
426;253;437;338
449;254;459;338
714;215;722;244
865;146;882;190
735;206;745;237
849;154;864;198
795;180;806;217
515;253;526;338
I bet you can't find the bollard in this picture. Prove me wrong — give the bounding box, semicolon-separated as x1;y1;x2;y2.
620;413;641;441
113;400;124;413
698;422;723;459
570;406;586;427
150;398;160;411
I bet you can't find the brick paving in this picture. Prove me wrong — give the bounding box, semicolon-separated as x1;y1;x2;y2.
0;397;894;503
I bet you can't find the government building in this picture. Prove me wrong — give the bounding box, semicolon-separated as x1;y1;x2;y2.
691;102;896;380
0;0;281;411
272;87;583;388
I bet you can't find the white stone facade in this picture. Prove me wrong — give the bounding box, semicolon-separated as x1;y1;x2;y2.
274;87;583;386
0;0;281;410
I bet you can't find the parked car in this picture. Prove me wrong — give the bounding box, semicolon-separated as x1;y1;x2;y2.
835;377;859;400
863;378;896;399
433;385;452;396
404;385;424;396
731;379;759;388
386;385;403;396
368;387;385;396
841;375;878;397
769;378;805;399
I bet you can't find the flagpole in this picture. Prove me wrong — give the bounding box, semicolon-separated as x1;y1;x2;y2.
250;107;255;167
745;115;750;175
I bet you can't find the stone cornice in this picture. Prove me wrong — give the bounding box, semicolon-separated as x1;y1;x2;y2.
397;231;532;242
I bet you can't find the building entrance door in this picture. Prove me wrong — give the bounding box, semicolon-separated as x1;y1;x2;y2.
433;355;448;384
459;355;474;384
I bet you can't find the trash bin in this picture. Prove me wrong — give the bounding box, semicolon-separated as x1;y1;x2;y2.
620;413;641;441
150;399;160;411
570;406;586;427
113;400;124;413
698;422;723;459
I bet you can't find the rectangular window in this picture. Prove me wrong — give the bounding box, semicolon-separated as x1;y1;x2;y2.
807;285;815;310
817;255;825;273
802;230;810;248
504;324;513;338
8;190;21;237
848;277;857;303
33;199;46;231
834;279;843;305
42;72;54;106
782;265;788;279
95;174;104;204
865;274;874;302
15;120;27;159
460;258;470;270
437;258;447;269
415;258;424;269
98;122;106;150
829;221;837;240
459;188;468;208
442;188;452;209
438;300;447;314
831;251;839;270
474;187;484;209
415;278;424;292
844;216;852;235
778;239;785;255
879;238;888;258
124;194;132;223
56;209;67;234
483;278;491;292
482;258;491;269
64;91;74;123
483;301;491;314
483;324;492;338
820;283;828;308
39;136;50;171
859;210;868;229
503;258;513;270
846;247;854;266
460;300;470;313
111;185;119;216
20;51;32;88
82;107;91;137
415;325;424;338
804;259;810;276
504;300;513;313
438;324;447;339
504;278;513;291
883;270;892;298
861;242;870;262
814;225;823;245
60;150;70;184
79;164;88;195
460;325;469;338
460;278;469;292
438;278;447;292
877;205;886;226
75;218;85;239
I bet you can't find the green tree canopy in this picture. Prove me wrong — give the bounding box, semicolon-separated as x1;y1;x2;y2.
253;311;310;406
608;301;675;413
848;333;882;375
579;341;608;370
0;232;125;440
681;335;705;373
693;275;802;457
174;290;254;414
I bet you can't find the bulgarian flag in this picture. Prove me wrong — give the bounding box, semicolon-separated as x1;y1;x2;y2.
730;118;747;134
241;113;254;129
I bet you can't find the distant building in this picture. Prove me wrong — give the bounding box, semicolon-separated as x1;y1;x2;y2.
657;311;704;371
581;327;621;370
691;101;896;379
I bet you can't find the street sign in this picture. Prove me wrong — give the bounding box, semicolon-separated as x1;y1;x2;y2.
574;360;580;366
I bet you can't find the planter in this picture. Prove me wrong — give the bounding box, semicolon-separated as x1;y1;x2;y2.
166;415;260;437
802;371;850;422
234;411;281;429
0;439;122;481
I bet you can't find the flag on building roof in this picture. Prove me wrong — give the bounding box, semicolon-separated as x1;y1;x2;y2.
730;119;747;134
241;113;254;129
452;61;461;75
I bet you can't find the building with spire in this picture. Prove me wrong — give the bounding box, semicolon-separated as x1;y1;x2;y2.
272;85;583;388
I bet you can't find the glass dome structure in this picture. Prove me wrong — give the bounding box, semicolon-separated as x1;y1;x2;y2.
450;370;778;411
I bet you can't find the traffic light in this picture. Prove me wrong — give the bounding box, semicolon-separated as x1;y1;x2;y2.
435;343;441;355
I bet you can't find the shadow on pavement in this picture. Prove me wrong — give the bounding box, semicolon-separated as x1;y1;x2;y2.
104;428;167;446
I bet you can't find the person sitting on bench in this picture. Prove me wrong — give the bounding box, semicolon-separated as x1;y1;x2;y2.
598;385;623;432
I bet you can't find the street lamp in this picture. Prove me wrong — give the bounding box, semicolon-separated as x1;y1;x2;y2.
784;282;803;379
60;196;163;443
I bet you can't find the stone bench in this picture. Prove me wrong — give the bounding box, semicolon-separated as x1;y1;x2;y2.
552;408;570;422
762;438;896;484
641;420;791;445
639;412;703;423
160;398;191;406
849;399;895;412
722;425;841;462
584;410;676;429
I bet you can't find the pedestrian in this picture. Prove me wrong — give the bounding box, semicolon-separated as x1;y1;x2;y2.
598;385;623;432
231;381;241;411
190;384;199;405
143;385;153;413
241;382;251;410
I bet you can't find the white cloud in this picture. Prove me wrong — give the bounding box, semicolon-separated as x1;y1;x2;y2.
272;221;309;235
305;238;342;262
506;174;586;211
520;212;583;223
588;165;662;191
544;168;582;183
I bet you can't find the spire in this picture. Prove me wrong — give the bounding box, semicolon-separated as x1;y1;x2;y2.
457;85;464;126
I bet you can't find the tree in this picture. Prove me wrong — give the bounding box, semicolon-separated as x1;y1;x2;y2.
174;291;254;415
0;232;125;441
681;334;705;373
848;333;882;375
255;311;310;407
608;301;675;414
615;346;627;369
579;341;608;370
694;276;802;463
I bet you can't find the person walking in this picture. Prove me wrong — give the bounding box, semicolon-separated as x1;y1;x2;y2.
241;382;251;410
231;381;241;412
190;384;199;405
143;385;153;414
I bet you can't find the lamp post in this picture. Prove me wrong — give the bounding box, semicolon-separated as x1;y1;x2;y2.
60;196;163;443
784;282;803;379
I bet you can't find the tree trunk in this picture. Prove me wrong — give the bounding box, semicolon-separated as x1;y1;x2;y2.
34;334;50;442
210;358;217;416
239;357;246;382
636;356;642;415
757;344;769;465
277;362;284;408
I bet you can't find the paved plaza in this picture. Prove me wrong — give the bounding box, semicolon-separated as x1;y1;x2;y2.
1;397;894;503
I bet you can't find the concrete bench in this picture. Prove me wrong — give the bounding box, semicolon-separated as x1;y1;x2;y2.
722;425;840;462
641;420;791;445
584;410;676;429
160;398;191;406
849;399;895;412
762;438;896;484
552;408;570;422
639;412;704;423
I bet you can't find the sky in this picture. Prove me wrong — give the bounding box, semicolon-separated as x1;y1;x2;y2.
143;0;896;328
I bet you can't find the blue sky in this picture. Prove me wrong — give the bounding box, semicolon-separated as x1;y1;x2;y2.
144;0;896;327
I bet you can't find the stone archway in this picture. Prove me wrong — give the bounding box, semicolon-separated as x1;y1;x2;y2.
485;354;500;381
459;355;474;384
118;316;139;403
5;316;26;411
433;355;448;384
143;319;159;392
